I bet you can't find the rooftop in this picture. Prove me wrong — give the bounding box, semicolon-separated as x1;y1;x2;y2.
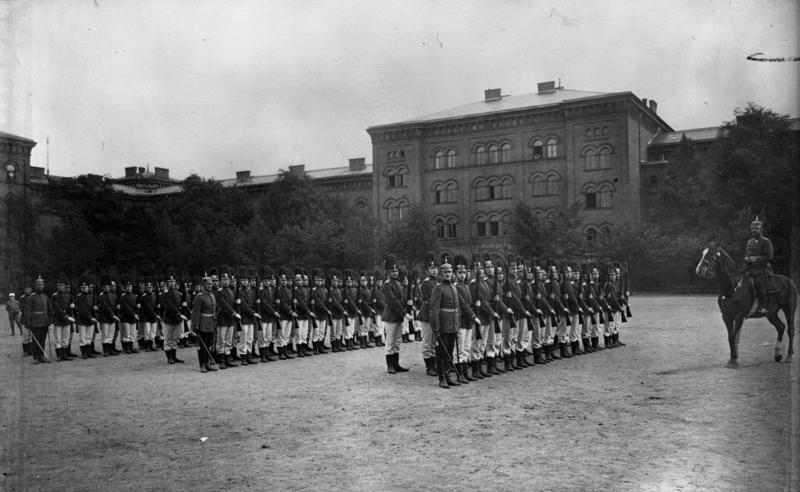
369;87;618;128
0;130;37;144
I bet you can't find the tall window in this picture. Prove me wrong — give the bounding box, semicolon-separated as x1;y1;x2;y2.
583;183;614;209
545;138;558;158
384;198;410;222
475;146;487;165
488;144;499;164
433;181;458;204
435;217;446;239
532;139;544;159
435;215;459;239
500;143;511;163
532;173;559;196
600;225;613;245
385;166;407;188
434;150;444;169
598;147;612;169
446;149;456;168
598;183;614;208
648;175;658;194
584;149;598;170
545;173;560;195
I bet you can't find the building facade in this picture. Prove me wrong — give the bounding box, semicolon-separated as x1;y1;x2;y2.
367;82;672;258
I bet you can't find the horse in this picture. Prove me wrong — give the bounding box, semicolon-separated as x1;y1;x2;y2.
695;244;797;366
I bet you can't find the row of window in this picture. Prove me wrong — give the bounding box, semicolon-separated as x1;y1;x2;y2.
429;176;612;208
430;214;617;244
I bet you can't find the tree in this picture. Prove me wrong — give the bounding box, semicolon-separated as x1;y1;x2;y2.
378;204;437;270
508;201;584;259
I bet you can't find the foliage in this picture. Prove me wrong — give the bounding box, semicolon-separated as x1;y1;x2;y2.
508;201;584;259
378;204;437;270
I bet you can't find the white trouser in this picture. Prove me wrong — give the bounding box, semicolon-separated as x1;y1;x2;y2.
141;321;158;342
456;328;472;363
567;314;580;342
78;324;93;346
162;322;181;351
530;317;542;349
344;317;356;340
471;323;490;361
515;318;531;352
54;324;70;349
420;321;434;358
258;320;274;348
371;314;384;339
384;321;402;355
100;322;115;344
294;319;309;345
278;319;292;347
330;318;343;342
237;323;254;354
121;322;137;343
501;317;517;355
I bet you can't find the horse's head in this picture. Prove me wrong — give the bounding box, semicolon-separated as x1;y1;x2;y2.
696;245;722;279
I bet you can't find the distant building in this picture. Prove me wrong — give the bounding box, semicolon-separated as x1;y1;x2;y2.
366;82;672;258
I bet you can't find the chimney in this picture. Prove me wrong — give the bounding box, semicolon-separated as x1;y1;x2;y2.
484;88;502;102
236;170;251;182
137;167;145;174
537;81;556;94
289;164;306;177
154;167;169;180
348;157;366;171
124;166;137;177
642;98;648;107
648;100;657;114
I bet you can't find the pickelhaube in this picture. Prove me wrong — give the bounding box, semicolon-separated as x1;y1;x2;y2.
439;253;452;268
373;270;385;281
328;268;341;281
453;254;469;270
384;254;399;271
751;215;763;227
424;252;437;269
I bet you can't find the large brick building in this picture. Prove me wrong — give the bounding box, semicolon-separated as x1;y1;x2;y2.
367;82;672;258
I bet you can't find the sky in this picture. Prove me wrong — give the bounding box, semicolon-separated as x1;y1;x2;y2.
3;0;798;180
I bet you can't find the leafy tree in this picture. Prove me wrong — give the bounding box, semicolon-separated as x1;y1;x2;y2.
378;204;437;270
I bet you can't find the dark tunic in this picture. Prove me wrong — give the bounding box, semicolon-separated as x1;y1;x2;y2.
430;280;460;335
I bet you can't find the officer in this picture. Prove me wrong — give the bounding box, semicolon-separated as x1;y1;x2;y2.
381;255;411;374
25;275;51;363
416;253;438;372
744;216;774;315
191;275;219;373
19;280;33;355
430;256;461;389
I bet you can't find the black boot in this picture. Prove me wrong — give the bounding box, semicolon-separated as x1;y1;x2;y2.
166;349;175;364
278;346;288;360
129;340;139;354
551;344;562;360
445;370;461;387
386;354;396;374
246;351;258;364
374;335;385;347
260;348;269;362
604;335;613;348
172;350;184;363
456;363;469;384
478;359;491;378
393;353;409;372
80;345;88;359
614;333;625;346
582;338;594;353
494;355;507;373
471;360;484;379
319;340;329;354
415;331;422;341
282;346;294;359
438;376;450;389
560;343;573;358
571;340;583;355
424;357;437;376
463;362;477;381
225;353;238;367
592;336;604;351
503;354;514;371
485;356;499;375
123;341;132;354
215;354;226;369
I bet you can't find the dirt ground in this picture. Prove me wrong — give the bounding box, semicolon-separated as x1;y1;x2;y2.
1;295;798;492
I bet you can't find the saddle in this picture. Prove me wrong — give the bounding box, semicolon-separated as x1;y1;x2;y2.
741;275;780;318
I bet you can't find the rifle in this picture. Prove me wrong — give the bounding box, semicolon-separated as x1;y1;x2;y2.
405;276;415;334
491;274;502;334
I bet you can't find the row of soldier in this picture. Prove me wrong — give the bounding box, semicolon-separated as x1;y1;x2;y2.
10;255;631;388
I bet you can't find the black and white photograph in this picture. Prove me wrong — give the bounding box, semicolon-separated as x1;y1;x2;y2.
1;1;798;490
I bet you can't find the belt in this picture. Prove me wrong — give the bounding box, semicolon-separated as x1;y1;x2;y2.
32;311;47;314
440;308;458;313
201;313;215;317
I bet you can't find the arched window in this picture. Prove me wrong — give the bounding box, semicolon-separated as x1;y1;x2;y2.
545;173;560;195
488;144;499;164
500;212;511;236
433;181;458;204
500;142;511;163
598;147;612;169
545;138;558;158
475;214;488;237
585;227;598;248
434;217;446;239
446;149;457;168
531;174;546;196
474;178;489;201
434;150;444;170
602;126;609;136
532;139;544;159
355;198;367;209
598;183;614;208
445;181;457;203
600;225;613;245
444;215;458;239
384;198;410;223
593;128;600;137
583;183;598;209
475;145;487;165
488;214;500;236
385;166;407;188
584;148;598;170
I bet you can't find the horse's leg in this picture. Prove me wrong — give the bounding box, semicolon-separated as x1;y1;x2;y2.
766;312;785;362
726;318;739;367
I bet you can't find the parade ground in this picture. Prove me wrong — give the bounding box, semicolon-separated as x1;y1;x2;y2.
1;295;798;492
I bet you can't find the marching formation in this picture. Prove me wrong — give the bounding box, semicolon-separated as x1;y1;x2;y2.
7;254;632;389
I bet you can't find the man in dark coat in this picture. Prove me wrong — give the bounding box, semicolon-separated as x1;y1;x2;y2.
430;256;461;389
381;255;411;374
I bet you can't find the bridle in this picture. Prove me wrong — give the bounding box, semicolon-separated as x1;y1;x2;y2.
696;247;722;279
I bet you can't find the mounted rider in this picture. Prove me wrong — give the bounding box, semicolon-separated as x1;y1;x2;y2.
743;216;774;315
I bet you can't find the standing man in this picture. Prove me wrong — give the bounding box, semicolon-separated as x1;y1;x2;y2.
292;268;313;357
75;276;98;359
327;269;346;353
6;293;21;336
562;264;583;356
256;267;279;362
744;216;773;316
342;270;360;351
235;266;258;365
430;257;460;389
98;274;120;357
19;280;33;355
469;255;494;378
118;276;140;354
51;274;74;361
453;255;481;383
25;275;51;363
274;267;295;360
310;268;331;355
215;267;240;368
504;255;531;370
160;268;185;364
381;255;411;374
371;271;386;347
416;254;438;374
139;278;159;352
356;272;374;348
191;275;218;373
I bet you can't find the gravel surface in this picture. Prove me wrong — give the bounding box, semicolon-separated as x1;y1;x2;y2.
1;295;798;492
